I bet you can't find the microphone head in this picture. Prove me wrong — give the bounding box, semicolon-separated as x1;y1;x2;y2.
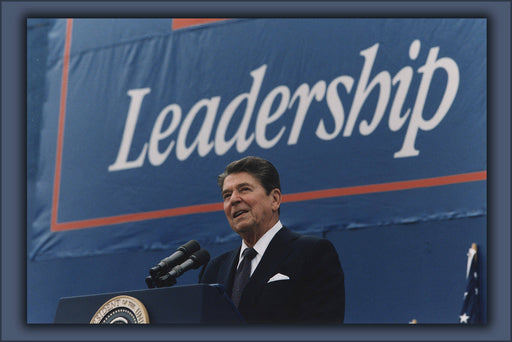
150;240;200;276
178;240;201;255
190;249;210;269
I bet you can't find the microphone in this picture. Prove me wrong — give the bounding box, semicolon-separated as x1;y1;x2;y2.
145;276;155;289
149;240;200;278
157;249;210;287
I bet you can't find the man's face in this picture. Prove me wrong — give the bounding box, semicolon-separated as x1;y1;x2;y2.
221;172;281;240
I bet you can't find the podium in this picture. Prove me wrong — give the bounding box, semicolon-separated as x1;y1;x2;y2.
54;284;245;324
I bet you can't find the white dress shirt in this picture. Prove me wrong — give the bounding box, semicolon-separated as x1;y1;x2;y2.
237;220;283;276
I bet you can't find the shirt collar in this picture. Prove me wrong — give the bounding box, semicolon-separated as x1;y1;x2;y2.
240;220;283;259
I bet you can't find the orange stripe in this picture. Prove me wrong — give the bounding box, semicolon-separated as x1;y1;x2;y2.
282;171;487;203
52;202;223;232
172;18;227;30
51;171;486;232
51;18;73;232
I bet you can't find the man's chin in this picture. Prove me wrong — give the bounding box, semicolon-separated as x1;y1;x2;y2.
231;222;253;235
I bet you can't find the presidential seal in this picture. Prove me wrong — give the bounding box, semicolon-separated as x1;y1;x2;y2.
90;295;150;324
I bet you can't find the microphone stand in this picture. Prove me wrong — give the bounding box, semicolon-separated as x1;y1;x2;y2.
145;274;177;288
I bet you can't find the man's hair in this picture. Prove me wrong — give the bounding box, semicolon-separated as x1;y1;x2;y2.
217;156;281;195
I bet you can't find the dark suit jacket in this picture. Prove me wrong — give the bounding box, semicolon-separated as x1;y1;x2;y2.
199;227;345;324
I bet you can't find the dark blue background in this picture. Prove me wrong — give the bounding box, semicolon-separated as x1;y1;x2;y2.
31;18;486;263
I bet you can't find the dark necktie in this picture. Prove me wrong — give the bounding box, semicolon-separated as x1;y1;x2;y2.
231;247;257;308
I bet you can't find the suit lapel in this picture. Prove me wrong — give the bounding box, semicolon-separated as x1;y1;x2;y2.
220;247;241;297
240;227;298;304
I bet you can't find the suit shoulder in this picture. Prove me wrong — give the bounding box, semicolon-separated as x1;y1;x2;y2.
212;249;237;264
199;248;237;283
204;248;237;270
286;231;340;261
293;231;334;248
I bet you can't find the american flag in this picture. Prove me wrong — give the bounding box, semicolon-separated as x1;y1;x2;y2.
459;243;480;324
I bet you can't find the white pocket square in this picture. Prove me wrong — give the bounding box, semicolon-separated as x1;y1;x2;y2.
267;273;290;283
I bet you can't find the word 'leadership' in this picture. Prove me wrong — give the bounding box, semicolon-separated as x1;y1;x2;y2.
109;40;459;171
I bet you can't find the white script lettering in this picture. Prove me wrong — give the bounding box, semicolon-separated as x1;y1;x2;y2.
108;40;459;171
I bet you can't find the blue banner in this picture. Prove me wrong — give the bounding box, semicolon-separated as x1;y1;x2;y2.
30;18;486;260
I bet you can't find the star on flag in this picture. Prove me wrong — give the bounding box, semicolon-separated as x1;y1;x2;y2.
459;313;470;324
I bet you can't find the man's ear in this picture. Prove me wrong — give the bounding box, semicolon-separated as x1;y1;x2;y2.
271;188;282;211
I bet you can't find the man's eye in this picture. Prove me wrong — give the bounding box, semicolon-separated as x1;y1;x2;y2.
223;193;231;200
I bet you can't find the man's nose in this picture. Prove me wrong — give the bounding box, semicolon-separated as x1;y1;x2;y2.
230;190;241;203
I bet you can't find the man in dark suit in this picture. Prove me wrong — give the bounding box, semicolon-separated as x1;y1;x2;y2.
200;156;345;324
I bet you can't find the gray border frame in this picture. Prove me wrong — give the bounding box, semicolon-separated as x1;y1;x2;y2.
3;1;510;341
